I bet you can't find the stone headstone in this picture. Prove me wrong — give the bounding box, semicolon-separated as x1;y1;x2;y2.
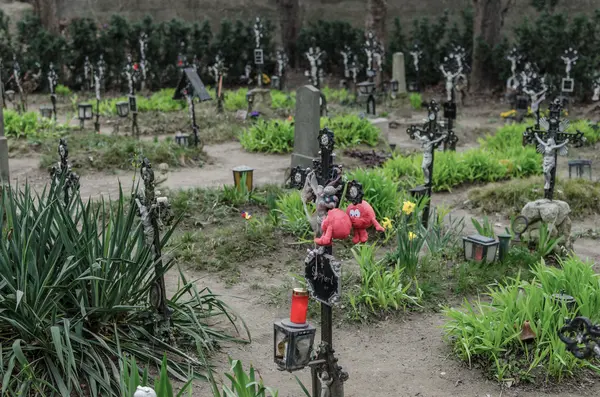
291;85;321;168
247;88;273;117
392;53;407;94
521;199;573;251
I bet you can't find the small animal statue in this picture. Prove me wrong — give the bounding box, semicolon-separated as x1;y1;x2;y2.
346;201;385;244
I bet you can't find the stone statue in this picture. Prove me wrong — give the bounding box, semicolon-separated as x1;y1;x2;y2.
561;48;578;79
535;133;569;192
305;46;324;88
410;44;422;72
506;48;522;90
319;371;333;397
276;50;288;77
440;55;462;102
414;131;447;185
341;46;352;79
253;17;263;49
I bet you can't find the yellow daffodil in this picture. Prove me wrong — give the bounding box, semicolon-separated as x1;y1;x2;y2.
262;74;271;85
500;109;516;118
402;201;416;215
408;231;417;241
381;217;393;230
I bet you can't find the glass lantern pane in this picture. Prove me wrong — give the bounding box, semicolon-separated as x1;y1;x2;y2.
78;107;85;119
293;335;313;367
487;245;498;262
464;240;473;260
274;329;288;363
474;244;484;262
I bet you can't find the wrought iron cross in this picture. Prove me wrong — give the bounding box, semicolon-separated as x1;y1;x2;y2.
253;17;264;49
135;158;174;321
521;66;547;129
49;138;80;205
139;32;149;84
48;63;58;120
523;98;586;200
506;47;523;90
364;31;383;81
276;50;288;78
211;54;227;112
561;48;578;80
84;56;92;89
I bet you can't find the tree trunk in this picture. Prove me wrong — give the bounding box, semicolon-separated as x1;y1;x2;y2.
276;0;300;68
32;0;59;34
366;0;388;46
471;0;510;92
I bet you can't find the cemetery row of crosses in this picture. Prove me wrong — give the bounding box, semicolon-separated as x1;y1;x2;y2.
2;12;600;397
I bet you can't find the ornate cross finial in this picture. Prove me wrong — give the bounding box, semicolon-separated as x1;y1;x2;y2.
50;138;80;204
47;63;58;95
305;40;325;88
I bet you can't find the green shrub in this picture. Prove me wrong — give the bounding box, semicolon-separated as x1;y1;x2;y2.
4;109;71;140
55;84;72;96
567;120;600;145
239;119;295;153
99;89;185;115
445;256;600;383
346;168;401;220
409;92;422;110
223;87;249;111
0;182;247;395
275;190;312;238
320;114;380;148
348;244;422;318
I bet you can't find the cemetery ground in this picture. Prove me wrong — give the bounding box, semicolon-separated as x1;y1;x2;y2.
5;89;600;396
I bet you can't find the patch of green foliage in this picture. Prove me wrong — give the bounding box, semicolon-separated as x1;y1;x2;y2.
0;181;247;395
39;133;206;171
240;114;380;154
409;93;422;110
383;123;542;192
444;256;600;384
99;89;186;115
55;84;72;96
468;177;600;218
4;109;72;140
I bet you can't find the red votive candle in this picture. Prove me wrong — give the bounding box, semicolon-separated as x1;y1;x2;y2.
290;288;309;324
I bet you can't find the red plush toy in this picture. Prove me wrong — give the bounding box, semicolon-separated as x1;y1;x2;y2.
314;209;352;246
346;201;385;244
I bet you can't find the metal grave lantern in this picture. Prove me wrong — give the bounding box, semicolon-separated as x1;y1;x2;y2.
463;234;499;263
497;233;511;262
77;103;93;129
568;159;592;180
232;165;254;192
175;132;189;146
40;106;53;119
271;75;280;90
357;82;376;115
116;101;130;118
274;289;316;372
129;95;138;113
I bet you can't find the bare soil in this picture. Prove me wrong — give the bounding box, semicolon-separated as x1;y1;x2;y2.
6;97;600;396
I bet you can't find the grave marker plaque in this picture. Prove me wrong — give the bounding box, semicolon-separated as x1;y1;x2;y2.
304;247;341;306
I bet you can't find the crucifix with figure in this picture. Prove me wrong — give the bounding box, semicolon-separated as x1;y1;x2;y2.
523;98;586;200
407;100;447;228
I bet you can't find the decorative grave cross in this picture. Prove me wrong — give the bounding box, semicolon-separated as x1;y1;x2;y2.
49;138;80;206
440;53;462;104
97;54;106;85
407;100;448;228
409;43;423;91
47;62;58;120
173;68;212;147
521;65;547;129
289;127;356;397
506;47;523;90
560;47;578;106
559;317;600;360
253;17;265;88
135;158;174;324
210;54;227;113
340;45;359;91
305;39;325;89
12;54;25;112
363;31;384;83
139;32;149;90
523;98;586;200
124;54;141;137
83;56;94;91
93;67;102;132
274;49;288;90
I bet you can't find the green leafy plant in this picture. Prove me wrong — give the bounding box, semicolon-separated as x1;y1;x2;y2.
425;207;464;253
347;168;401;220
409;92;422;110
535;222;564;258
349;244;422;318
3;109;71;140
239;119;295;153
0;181;248;395
275;191;312;238
444;256;600;383
320;114;380;148
55;84;72;96
219;358;278;397
471;216;495;238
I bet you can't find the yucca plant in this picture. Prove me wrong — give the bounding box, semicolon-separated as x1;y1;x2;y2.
0;180;248;396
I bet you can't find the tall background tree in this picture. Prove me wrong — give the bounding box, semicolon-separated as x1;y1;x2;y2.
30;0;58;34
276;0;300;67
470;0;514;92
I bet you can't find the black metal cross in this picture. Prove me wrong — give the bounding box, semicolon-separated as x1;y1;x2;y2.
47;63;58;120
135;158;174;323
523;98;586;200
124;55;141;137
49;138;80;206
407;100;448;228
210;55;227;113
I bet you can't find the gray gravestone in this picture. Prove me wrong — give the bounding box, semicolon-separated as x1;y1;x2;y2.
291;85;321;168
393;53;407;94
0;75;9;183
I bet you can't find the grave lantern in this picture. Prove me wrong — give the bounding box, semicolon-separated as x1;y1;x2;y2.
463;234;499;263
116;101;130;118
78;103;93;129
232;165;254;192
551;292;577;311
568;160;592;180
5;90;15;102
39;106;53;119
175;132;189;146
357;81;376;96
273;288;316;372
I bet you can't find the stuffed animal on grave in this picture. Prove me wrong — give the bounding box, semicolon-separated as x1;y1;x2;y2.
315;207;352;246
346;200;385;244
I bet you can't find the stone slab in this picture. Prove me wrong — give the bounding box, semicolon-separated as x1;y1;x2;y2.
291;85;321;169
